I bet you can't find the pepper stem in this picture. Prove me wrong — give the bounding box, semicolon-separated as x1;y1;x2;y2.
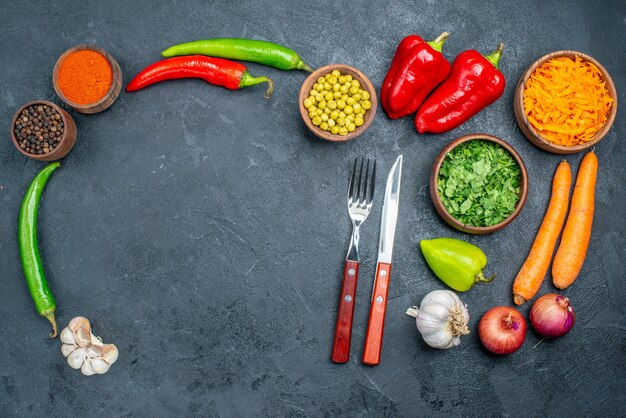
44;312;58;338
427;31;450;52
405;306;419;318
484;42;504;70
240;72;275;99
475;271;496;284
297;60;314;72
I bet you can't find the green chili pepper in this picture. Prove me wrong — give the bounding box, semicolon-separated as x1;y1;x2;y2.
18;162;60;338
420;238;495;292
161;38;313;72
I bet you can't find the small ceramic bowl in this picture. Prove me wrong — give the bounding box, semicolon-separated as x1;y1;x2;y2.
430;133;529;234
514;50;617;154
53;45;123;114
11;100;77;161
298;64;377;142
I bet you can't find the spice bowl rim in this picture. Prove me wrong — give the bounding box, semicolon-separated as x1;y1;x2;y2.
429;133;529;235
298;63;377;142
52;44;123;114
513;50;617;154
10;100;77;161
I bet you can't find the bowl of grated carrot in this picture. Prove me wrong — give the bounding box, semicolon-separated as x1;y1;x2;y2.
514;50;617;154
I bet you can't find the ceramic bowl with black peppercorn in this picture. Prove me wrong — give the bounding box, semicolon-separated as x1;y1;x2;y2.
10;100;76;161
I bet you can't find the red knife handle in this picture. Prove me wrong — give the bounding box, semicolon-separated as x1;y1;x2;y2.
362;262;391;366
331;260;360;364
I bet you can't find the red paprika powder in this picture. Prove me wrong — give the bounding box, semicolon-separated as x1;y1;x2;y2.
57;49;113;105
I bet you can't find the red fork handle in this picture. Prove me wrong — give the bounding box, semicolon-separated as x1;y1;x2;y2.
362;262;391;366
331;260;359;363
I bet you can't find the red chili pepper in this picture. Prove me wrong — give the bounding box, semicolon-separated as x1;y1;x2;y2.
415;43;506;134
126;55;274;98
381;32;451;120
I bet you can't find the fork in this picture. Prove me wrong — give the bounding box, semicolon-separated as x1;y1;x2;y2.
331;158;376;364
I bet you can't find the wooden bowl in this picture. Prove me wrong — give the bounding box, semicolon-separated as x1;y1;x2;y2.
53;45;122;114
514;50;617;154
430;133;529;235
298;64;377;142
11;100;77;161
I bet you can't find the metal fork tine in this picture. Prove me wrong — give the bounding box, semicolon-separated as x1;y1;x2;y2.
361;159;370;204
348;158;358;201
355;158;364;202
368;160;376;204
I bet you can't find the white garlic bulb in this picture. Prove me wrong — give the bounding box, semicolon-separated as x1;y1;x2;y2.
406;290;470;349
60;317;118;376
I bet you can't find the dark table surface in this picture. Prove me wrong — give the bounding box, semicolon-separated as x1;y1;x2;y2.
1;0;625;416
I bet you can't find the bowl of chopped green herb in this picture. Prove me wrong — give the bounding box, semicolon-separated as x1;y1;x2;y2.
430;134;528;234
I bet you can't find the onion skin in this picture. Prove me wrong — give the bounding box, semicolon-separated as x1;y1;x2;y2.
530;294;575;338
479;306;526;355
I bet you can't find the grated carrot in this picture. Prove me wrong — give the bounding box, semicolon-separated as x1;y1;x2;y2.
523;55;613;146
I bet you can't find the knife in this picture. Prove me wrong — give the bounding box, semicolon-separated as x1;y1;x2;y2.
362;155;403;366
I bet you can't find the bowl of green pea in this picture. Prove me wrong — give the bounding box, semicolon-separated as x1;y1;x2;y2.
299;64;377;142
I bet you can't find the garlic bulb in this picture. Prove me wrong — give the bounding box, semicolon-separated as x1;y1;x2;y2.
406;290;470;349
60;317;118;376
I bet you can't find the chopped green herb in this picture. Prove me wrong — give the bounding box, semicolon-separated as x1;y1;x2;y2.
437;139;521;227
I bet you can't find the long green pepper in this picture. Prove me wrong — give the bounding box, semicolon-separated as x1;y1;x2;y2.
18;162;60;338
162;38;313;72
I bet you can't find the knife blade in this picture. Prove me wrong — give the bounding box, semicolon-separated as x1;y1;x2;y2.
362;155;403;366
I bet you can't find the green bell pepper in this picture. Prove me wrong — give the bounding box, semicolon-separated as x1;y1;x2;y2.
420;238;495;292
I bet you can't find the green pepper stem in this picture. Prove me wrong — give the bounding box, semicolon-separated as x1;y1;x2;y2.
298;60;314;72
240;72;274;99
484;42;504;70
427;31;450;52
43;311;57;338
475;271;496;284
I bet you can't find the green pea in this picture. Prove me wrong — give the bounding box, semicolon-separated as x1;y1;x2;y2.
348;86;359;95
318;101;327;110
321;113;329;122
331;69;341;77
332;83;341;92
345;75;353;82
327;119;336;127
337;117;346;127
303;98;314;108
339;111;346;118
340;85;349;94
324;82;333;91
355;116;364;127
336;100;346;110
351;80;360;89
328;77;338;84
353;103;362;113
312;116;322;126
315;83;324;92
327;100;337;110
344;106;353;115
338;127;349;136
324;92;333;101
315;93;324;102
320;122;329;131
338;76;347;84
317;77;325;84
333;91;342;99
361;90;370;100
347;114;355;122
330;110;340;120
346;97;356;106
325;73;332;81
324;107;331;114
315;108;323;116
347;123;356;132
309;112;316;119
361;100;371;110
352;93;361;102
331;126;340;135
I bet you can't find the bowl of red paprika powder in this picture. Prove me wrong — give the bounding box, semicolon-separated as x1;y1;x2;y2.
53;45;122;114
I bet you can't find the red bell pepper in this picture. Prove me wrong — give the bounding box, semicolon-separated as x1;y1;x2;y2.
381;32;451;119
415;43;506;134
126;55;274;98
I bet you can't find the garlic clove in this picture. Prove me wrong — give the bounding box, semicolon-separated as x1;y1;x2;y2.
67;348;86;369
68;316;91;333
81;359;95;376
75;328;92;348
60;327;76;345
85;344;103;358
101;344;119;365
61;343;77;357
91;358;111;374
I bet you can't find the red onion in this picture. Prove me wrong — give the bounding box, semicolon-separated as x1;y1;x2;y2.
479;306;526;355
530;294;575;338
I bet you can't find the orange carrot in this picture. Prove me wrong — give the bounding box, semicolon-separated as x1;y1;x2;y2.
552;150;598;289
512;161;572;305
